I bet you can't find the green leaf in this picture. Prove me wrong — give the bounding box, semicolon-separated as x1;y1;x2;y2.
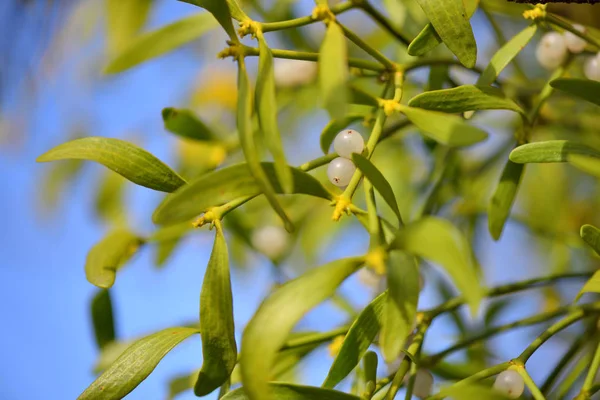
104;13;218;74
363;351;378;386
581;224;600;256
390;217;482;316
195;223;237;396
408;85;525;117
37;137;186;192
79;327;199;400
319;23;349;120
256;34;294;194
412;0;477;67
569;154;600;178
40;158;84;211
225;0;247;21
237;58;294;232
380;252;419;362
93;340;133;374
85;229;145;289
575;270;600;302
488;158;525;241
168;372;196;400
221;383;361;400
352;153;403;226
349;86;379;107
320;114;365;154
94;171;127;224
105;0;152;56
398;105;488;147
477;25;537;86
153;162;332;225
179;0;237;40
509;140;600;165
162;108;216;142
408;26;443;57
91;289;116;349
240;257;364;400
323;291;386;388
550;78;600;107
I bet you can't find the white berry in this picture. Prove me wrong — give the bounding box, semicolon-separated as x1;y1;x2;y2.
493;370;525;399
251;225;289;260
358;268;384;290
536;32;568;70
273;59;317;88
584;54;600;81
327;157;356;187
413;369;434;399
333;129;365;159
564;24;587;54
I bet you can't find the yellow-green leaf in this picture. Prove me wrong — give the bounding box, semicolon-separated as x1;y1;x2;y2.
408;26;443;57
390;217;482;316
509;140;600;165
550;78;600;107
408;85;525;117
162;108;216;142
179;0;237;40
256;34;294;194
575;271;600;302
569;154;600;178
320;114;365;154
380;252;419;362
104;13;218;74
349;86;379;107
240;257;364;400
79;327;199;400
91;289;116;349
319;23;349;120
221;383;361;400
85;229;145;289
153;162;332;225
363;351;378;387
195;223;237;396
398;105;488;147
105;0;152;56
488;158;524;241
37;137;186;192
581;224;600;256
412;0;477;67
168;372;196;400
323;291;386;388
94;170;127;224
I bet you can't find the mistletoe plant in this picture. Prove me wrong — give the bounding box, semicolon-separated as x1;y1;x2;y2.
37;0;600;399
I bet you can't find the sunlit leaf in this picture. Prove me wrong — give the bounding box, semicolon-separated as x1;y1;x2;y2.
94;170;127;224
162;108;217;142
323;291;386;388
85;229;145;289
195;223;237;396
168;372;196;400
509;140;600;166
575;270;600;302
319;23;349;120
105;0;152;56
390;217;482;316
153;162;332;225
93;340;133;374
79;327;200;400
581;224;600;256
105;13;218;74
179;0;237;40
40;159;84;212
91;289;116;349
398;105;488;147
37;137;186;192
221;383;361;400
320;114;365;154
550;78;600;107
240;257;364;400
488;158;524;241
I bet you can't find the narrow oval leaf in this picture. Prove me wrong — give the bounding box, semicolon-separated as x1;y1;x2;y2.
37;137;186;192
407;85;525;117
105;13;218;74
488;158;525;241
323;291;386;388
477;24;537;86
349;86;379;107
380;252;419;362
320;114;365;154
221;383;361;400
240;257;364;400
168;372;196;400
363;351;378;386
256;34;294;194
509;140;600;164
79;327;200;400
153;162;332;225
398;105;488;147
238;58;294;232
91;289;116;349
352;153;403;226
550;78;600;107
162;108;216;142
319;23;349;120
581;224;600;256
195;223;237;396
569;154;600;178
390;217;482;316
179;0;237;40
85;229;145;289
575;270;600;302
105;0;152;56
413;0;477;67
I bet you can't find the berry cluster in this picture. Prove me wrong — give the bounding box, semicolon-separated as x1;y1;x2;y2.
327;129;365;187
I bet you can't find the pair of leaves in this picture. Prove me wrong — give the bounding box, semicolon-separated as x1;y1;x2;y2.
488;157;525;241
550;78;600;107
221;383;361;400
105;12;219;74
576;225;600;301
390;217;482;316
409;0;478;67
85;229;145;289
240;257;365;400
319;23;349;120
79;327;200;399
152;162;332;225
37;137;186;192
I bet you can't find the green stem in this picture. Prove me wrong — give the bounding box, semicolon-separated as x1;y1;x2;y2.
589;383;600;397
544;13;600;50
401;58;484;75
260;1;355;32
527;57;572;128
337;22;397;70
427;362;511;400
364;180;381;249
299;153;338;171
516;367;546;400
357;0;411;46
555;352;593;400
581;338;600;395
280;326;349;350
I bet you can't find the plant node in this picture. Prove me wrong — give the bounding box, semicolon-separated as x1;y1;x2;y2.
379;99;400;116
312;5;336;24
523;5;546;21
365;247;387;275
218;42;245;60
331;195;352;221
238;19;261;38
192;208;222;229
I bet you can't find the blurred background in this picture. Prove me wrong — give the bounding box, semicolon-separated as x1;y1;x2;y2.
2;0;600;399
